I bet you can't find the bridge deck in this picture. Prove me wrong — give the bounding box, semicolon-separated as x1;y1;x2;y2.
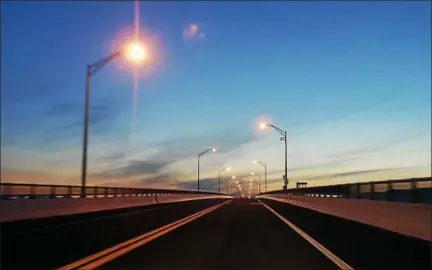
98;199;339;270
2;199;430;269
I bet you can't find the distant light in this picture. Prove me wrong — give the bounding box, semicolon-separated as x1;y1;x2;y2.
212;148;216;152
226;167;231;171
252;160;257;164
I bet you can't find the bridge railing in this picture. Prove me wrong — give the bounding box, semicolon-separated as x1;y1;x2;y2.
0;182;223;200
259;177;432;204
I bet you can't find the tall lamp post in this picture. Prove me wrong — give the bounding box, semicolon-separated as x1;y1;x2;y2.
197;148;216;192
259;122;288;191
250;172;261;194
217;167;231;193
253;160;267;192
81;42;147;197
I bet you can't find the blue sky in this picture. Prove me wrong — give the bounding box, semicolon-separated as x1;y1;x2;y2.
1;1;431;193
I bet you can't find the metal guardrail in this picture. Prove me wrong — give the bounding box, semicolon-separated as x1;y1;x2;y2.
259;177;432;204
0;182;223;199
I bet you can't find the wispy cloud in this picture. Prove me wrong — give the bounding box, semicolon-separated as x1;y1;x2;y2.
99;160;170;178
2;97;121;149
176;177;218;192
92;129;255;187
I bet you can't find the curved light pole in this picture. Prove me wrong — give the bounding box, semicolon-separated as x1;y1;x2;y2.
259;122;288;191
253;160;267;192
250;172;261;194
197;148;216;192
218;167;231;193
81;42;147;197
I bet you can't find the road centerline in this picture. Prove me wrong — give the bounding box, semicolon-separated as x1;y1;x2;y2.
58;200;231;270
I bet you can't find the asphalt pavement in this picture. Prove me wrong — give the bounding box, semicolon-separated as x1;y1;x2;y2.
2;198;430;270
96;198;341;270
1;198;226;269
261;198;432;270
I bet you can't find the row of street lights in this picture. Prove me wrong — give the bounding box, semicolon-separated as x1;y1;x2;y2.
79;41;289;196
195;120;288;194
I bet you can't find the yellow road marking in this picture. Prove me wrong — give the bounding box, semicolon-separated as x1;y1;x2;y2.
58;200;230;270
258;200;354;270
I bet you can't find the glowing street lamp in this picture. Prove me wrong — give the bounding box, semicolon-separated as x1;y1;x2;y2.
197;148;216;192
259;121;288;191
81;41;148;197
124;42;148;63
218;167;231;193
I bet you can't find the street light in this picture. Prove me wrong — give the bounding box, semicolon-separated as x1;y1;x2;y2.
250;172;261;194
197;148;216;192
253;160;268;192
218;167;231;193
124;42;148;63
259;121;288;191
81;41;147;197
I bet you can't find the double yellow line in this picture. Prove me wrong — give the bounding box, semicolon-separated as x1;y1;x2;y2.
58;200;231;270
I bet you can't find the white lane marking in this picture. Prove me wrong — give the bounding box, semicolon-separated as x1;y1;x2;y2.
58;200;231;270
258;200;354;270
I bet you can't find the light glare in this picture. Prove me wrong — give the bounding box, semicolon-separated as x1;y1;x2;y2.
259;122;268;130
125;42;147;63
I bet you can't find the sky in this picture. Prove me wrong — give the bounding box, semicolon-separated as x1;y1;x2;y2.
1;1;431;193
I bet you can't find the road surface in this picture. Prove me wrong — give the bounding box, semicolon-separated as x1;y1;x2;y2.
66;199;344;270
2;198;430;269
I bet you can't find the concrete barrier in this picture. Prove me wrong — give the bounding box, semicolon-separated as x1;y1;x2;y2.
258;194;432;241
0;194;231;223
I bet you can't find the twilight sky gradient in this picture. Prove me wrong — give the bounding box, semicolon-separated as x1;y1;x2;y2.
1;1;431;192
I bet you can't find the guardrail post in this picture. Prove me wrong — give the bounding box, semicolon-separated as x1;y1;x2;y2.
370;183;375;200
410;181;419;203
50;186;56;199
386;182;394;201
30;185;36;199
356;184;361;199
